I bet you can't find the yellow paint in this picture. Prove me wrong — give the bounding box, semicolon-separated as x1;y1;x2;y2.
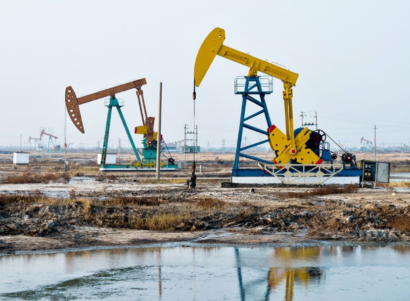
194;27;299;156
135;125;148;135
135;125;158;140
269;126;321;165
268;247;321;300
194;28;298;87
132;161;165;168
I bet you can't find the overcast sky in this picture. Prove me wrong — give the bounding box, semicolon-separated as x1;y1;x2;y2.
1;0;409;151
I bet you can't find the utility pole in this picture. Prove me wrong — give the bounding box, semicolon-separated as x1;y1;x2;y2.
374;125;377;161
222;139;225;153
184;124;187;162
64;104;68;171
314;111;318;130
300;111;305;127
156;82;163;180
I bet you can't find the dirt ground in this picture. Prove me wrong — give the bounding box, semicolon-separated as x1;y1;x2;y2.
0;151;410;254
1;176;410;254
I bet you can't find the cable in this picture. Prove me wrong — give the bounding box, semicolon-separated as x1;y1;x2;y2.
320;130;348;153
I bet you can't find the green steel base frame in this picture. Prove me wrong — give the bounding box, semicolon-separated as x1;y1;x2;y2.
100;97;141;168
99;97;178;172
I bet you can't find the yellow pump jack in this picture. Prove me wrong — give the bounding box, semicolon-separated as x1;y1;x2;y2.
194;28;322;165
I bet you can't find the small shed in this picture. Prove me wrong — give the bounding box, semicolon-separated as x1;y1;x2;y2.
13;152;30;165
97;154;117;165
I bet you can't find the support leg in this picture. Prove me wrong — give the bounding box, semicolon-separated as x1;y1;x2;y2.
256;79;272;128
116;106;142;162
101;106;113;167
260;97;272;128
233;95;247;174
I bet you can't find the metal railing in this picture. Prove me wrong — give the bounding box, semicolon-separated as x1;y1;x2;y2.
234;76;273;94
258;163;344;185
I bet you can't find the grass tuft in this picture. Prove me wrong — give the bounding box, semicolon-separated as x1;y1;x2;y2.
197;198;226;210
142;214;187;230
95;174;117;182
104;196;161;207
389;216;410;233
1;172;70;184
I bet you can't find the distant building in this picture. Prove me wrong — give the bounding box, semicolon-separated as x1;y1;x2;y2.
165;143;177;153
13;152;29;165
177;145;201;153
0;150;13;154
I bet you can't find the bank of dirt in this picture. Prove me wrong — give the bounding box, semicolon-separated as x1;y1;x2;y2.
1;180;410;253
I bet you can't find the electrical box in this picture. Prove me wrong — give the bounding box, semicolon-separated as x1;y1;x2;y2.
97;154;117;165
361;160;390;187
13;152;29;165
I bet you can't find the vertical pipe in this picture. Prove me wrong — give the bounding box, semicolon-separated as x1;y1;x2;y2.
284;100;290;139
288;98;295;151
156;82;163;179
64;102;67;167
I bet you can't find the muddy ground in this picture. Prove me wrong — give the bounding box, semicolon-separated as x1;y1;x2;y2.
1;170;410;254
0;152;410;254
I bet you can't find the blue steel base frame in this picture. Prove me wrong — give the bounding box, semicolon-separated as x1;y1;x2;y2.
232;77;362;179
232;77;274;176
233;167;362;177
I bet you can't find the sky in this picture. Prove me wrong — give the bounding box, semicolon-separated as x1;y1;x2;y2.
0;0;409;151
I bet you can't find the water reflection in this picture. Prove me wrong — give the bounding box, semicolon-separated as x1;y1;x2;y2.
235;247;324;301
1;245;410;300
267;248;323;301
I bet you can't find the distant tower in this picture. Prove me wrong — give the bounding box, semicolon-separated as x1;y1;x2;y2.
222;139;225;153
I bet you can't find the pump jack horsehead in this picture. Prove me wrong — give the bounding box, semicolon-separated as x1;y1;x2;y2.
194;27;322;165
